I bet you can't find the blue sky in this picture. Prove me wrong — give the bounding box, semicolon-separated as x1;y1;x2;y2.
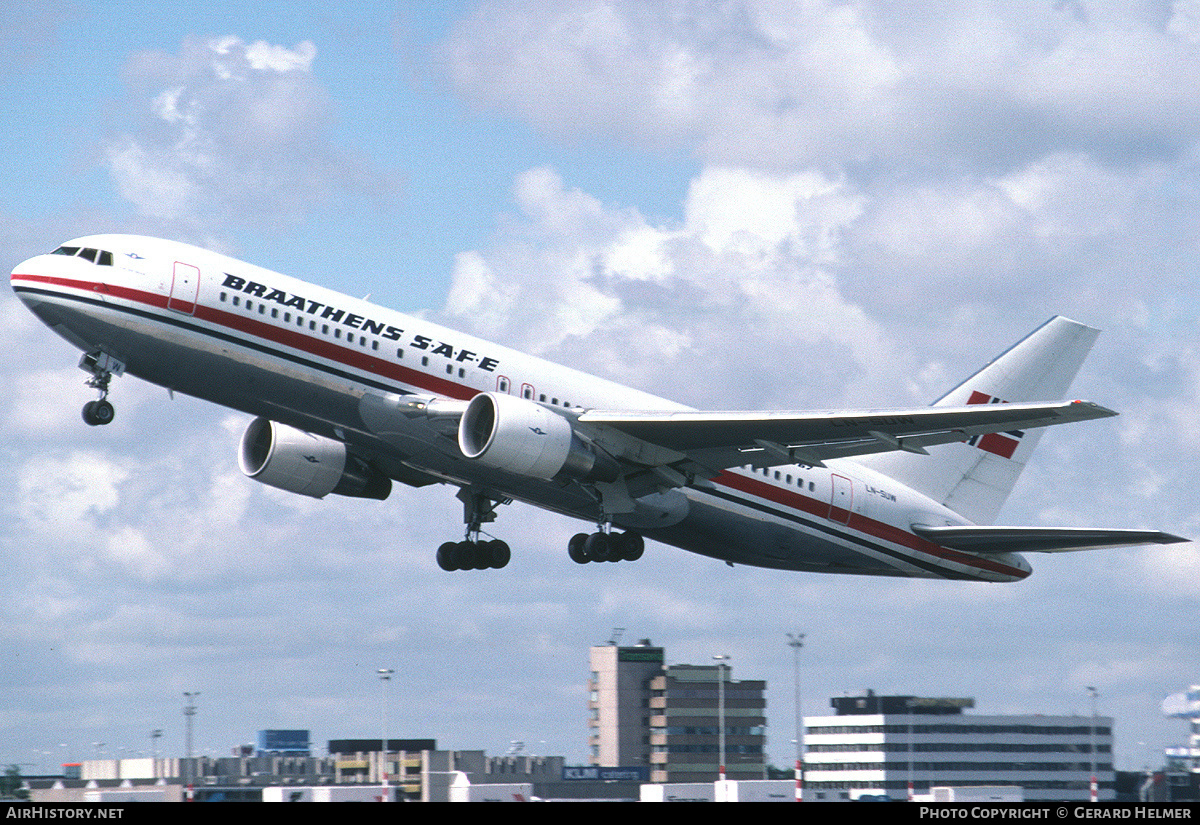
3;0;1199;777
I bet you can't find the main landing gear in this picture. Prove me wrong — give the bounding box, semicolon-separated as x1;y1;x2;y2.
437;489;512;571
568;529;645;564
79;350;124;427
434;488;647;571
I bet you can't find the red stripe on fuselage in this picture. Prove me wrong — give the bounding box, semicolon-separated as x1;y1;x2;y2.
12;273;476;401
713;470;1029;579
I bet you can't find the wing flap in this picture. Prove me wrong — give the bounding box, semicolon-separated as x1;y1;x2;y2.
578;399;1115;471
912;524;1189;553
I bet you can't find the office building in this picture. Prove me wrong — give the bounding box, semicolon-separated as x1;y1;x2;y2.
1163;685;1200;773
804;691;1114;802
588;640;767;783
589;639;664;769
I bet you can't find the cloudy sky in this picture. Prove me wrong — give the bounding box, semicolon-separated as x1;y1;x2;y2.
3;0;1199;775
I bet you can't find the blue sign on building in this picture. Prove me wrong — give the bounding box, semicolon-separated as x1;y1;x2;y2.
562;765;648;782
257;729;311;756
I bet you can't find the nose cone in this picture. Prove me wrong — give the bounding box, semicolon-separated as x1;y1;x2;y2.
10;252;55;310
11;255;41;298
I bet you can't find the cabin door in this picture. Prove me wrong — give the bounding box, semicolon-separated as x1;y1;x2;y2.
830;474;854;524
168;262;200;315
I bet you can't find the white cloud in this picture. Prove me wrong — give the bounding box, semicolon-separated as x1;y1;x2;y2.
449;1;1200;171
442;165;893;407
105;36;377;238
17;451;128;528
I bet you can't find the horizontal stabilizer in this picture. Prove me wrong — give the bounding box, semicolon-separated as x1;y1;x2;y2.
912;524;1189;554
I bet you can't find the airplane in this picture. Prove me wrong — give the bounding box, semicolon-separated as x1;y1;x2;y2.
10;234;1187;582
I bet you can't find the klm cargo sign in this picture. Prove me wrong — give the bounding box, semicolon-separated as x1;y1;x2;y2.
563;766;649;782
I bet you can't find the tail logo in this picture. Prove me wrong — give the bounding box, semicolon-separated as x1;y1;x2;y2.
966;391;1023;459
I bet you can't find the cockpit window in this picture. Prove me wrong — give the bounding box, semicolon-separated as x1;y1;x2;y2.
50;245;114;265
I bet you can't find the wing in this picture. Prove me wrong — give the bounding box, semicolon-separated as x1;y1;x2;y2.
912;525;1190;553
576;399;1115;475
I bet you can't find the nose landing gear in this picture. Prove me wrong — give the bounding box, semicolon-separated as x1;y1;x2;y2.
82;398;115;426
79;350;125;427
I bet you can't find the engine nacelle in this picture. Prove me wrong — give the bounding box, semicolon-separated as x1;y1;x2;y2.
239;417;392;500
458;392;619;482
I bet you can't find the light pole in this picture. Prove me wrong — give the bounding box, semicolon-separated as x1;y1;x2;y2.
1087;686;1099;802
907;698;916;801
786;633;805;802
150;730;162;780
378;668;394;802
713;654;730;782
183;691;199;799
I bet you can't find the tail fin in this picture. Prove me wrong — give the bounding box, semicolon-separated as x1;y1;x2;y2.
855;316;1100;525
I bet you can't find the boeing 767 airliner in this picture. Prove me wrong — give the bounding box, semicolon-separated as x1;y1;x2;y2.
10;235;1187;580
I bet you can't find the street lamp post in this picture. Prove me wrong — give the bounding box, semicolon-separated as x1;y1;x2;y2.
182;692;199;801
1088;686;1099;802
378;668;395;802
713;654;730;782
150;730;162;780
786;633;805;802
907;698;916;802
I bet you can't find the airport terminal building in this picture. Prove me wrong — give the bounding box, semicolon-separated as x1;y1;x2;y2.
803;691;1114;802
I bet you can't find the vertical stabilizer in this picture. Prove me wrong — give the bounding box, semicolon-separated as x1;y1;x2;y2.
855;316;1100;525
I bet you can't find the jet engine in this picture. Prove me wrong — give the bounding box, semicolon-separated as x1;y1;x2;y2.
239;417;392;500
458;392;619;482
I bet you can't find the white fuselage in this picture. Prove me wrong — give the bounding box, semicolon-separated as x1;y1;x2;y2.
10;234;1031;582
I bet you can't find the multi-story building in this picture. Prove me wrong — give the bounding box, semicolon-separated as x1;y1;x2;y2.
803;691;1114;802
1163;685;1200;773
588;639;664;769
648;664;767;783
588;640;767;783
